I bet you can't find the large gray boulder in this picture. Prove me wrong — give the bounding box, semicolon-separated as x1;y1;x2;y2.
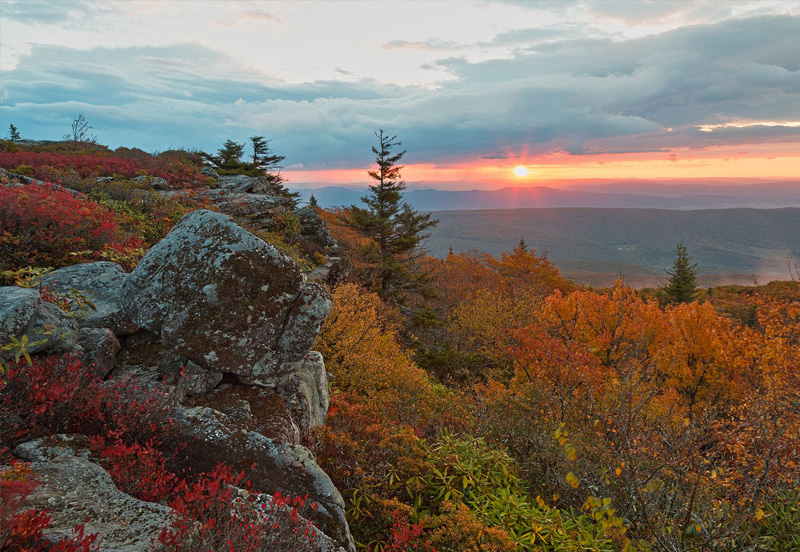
42;261;138;336
0;286;78;357
174;406;355;551
15;435;173;552
120;210;331;380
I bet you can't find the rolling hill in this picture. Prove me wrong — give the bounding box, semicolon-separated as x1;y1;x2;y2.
424;207;800;287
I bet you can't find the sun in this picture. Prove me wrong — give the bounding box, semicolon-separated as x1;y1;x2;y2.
513;165;529;177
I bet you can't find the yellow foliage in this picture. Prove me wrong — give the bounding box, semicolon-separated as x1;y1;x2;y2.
315;283;445;426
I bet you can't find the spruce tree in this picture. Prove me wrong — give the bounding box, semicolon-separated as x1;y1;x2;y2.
7;123;21;141
662;242;698;304
249;135;285;180
217;139;246;170
348;130;438;301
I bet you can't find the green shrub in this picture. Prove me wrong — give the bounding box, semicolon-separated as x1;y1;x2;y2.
407;434;638;552
752;490;800;551
12;164;33;177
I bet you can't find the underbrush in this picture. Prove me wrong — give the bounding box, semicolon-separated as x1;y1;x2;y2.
156;465;321;552
0;148;207;188
0;351;328;551
0;184;145;270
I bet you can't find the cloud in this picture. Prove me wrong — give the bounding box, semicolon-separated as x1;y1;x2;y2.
1;14;798;170
237;8;281;24
0;0;102;25
480;154;509;159
382;39;465;51
566;146;672;156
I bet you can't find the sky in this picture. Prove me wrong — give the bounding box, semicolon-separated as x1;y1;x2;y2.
1;0;799;189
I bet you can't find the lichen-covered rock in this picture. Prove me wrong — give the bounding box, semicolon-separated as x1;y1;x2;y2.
42;262;138;336
151;176;170;190
77;327;120;378
0;287;78;357
174;406;355;551
27;302;79;353
15;435;173;552
181;359;223;396
295;206;337;249
121;209;330;380
217;174;261;192
278;284;332;364
200;189;290;220
201;166;220;180
186;383;300;444
260;351;331;432
0;286;40;348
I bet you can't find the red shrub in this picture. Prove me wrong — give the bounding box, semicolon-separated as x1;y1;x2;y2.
0;151;139;180
0;353;176;457
385;510;437;552
157;464;321;552
94;439;177;503
0;184;142;268
0;151;204;187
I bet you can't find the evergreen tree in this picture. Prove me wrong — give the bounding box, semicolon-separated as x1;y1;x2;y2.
348;130;438;301
249;135;285;180
7;123;21;141
308;194;319;207
202;138;298;206
662;242;698;304
217;139;246;170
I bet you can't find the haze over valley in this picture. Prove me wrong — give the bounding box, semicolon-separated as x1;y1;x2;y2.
425;206;800;287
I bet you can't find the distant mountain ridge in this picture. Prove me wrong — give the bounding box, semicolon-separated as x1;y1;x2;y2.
296;183;800;211
424;207;800;288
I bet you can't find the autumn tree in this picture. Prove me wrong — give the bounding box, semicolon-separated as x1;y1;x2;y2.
661;242;698;304
348;130;438;301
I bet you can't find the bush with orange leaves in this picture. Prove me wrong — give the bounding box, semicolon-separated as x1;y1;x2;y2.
313;283;466;549
478;281;800;551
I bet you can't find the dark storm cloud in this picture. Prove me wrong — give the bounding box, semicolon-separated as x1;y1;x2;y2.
1;14;798;168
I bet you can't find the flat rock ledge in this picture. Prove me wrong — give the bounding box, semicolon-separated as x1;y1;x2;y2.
14;436;172;552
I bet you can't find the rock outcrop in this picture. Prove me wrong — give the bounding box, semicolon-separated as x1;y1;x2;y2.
1;206;352;550
42;261;139;336
296;206;337;249
173;406;355;551
121;209;331;382
14;435;173;552
0;286;78;357
13;435;348;552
